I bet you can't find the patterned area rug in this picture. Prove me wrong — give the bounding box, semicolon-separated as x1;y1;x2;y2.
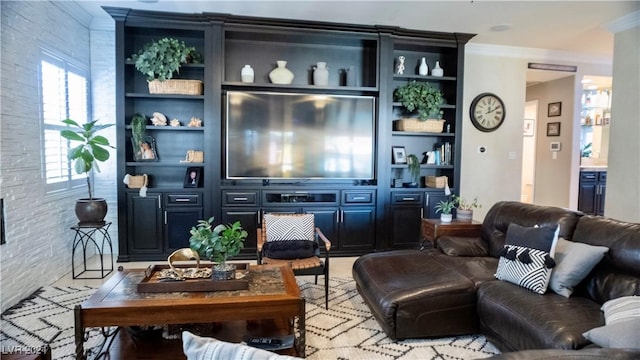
1;277;500;359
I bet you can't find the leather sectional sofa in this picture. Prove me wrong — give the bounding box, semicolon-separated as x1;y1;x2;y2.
352;201;640;356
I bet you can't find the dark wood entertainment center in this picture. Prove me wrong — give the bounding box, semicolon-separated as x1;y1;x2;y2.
107;7;474;261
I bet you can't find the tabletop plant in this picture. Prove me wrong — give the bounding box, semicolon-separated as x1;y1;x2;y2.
394;81;444;120
131;37;203;81
60;119;114;200
434;198;456;215
451;195;482;211
407;154;421;185
189;217;248;279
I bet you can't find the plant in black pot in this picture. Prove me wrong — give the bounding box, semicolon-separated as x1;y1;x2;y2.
60;119;114;225
189;217;248;280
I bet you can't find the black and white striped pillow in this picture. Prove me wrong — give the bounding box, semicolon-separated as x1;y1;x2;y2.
264;214;314;241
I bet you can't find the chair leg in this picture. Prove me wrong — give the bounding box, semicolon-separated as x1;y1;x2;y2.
324;272;329;310
314;275;318;285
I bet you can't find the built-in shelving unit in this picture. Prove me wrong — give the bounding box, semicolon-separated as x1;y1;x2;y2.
106;7;474;260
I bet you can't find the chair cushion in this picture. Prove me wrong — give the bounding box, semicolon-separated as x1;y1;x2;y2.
494;224;558;294
262;256;323;270
264;214;314;241
262;239;318;259
549;237;609;298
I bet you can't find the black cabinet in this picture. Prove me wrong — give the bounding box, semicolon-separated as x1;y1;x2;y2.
389;191;424;249
578;171;607;216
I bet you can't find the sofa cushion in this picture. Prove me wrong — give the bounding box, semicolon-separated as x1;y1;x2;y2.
438;236;489;256
494;224;558;294
262;239;318;259
549;238;609;298
182;331;301;360
477;280;604;351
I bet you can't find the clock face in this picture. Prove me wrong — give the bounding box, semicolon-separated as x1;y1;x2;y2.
470;93;506;132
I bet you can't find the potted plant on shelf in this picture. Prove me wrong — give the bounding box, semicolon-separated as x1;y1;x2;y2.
405;154;421;187
130;112;147;156
434;198;456;223
189;217;248;280
130;37;204;95
393;81;445;133
60;119;115;225
452;195;481;222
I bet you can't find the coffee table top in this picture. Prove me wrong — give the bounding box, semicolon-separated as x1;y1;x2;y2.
77;264;302;327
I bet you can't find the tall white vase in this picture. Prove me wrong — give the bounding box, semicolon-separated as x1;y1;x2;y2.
419;57;428;76
431;61;444;77
313;62;329;86
269;60;294;84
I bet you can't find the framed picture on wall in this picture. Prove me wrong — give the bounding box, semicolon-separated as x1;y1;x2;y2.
548;102;562;117
547;122;561;136
523;119;535;137
392;146;407;164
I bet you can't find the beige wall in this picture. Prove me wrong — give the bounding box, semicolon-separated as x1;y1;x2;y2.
605;23;640;222
462;45;612;220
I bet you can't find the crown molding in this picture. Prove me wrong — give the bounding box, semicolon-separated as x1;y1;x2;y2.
465;43;612;66
605;11;640;33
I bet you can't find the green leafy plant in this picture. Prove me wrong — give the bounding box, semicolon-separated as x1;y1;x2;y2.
131;37;203;81
394;81;444;120
189;217;248;266
60;119;114;200
407;154;421;184
452;195;482;210
130;113;147;155
581;142;592;158
434;198;456;215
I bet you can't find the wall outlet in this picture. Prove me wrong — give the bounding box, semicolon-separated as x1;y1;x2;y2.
477;146;487;154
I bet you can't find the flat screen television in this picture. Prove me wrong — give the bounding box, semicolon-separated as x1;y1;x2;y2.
226;91;376;180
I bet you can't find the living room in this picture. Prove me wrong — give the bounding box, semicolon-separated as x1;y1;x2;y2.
1;1;639;358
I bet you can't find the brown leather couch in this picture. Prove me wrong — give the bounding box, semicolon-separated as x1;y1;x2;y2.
352;201;640;355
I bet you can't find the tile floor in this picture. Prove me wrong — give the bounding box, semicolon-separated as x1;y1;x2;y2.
54;255;358;287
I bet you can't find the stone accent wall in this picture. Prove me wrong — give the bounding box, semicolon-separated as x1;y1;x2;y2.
0;1;118;311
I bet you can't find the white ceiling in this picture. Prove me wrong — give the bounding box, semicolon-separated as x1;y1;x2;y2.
78;0;639;84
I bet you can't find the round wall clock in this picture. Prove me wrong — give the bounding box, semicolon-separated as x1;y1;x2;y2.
469;93;506;132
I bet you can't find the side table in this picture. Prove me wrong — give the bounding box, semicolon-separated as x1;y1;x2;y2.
421;218;482;249
71;222;114;279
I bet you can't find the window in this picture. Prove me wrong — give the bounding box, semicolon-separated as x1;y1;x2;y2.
39;51;90;193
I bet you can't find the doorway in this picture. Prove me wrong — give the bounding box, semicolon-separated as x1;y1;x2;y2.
521;100;538;203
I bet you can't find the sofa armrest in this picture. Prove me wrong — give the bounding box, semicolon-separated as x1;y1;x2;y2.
437;236;489;257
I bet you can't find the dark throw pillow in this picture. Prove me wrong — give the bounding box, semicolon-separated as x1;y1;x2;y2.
262;240;318;259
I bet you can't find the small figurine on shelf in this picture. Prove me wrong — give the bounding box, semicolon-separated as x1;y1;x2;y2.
396;56;405;75
188;117;202;127
170;119;181;127
151;112;167;126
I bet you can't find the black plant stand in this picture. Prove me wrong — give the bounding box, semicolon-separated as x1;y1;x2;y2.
71;222;113;279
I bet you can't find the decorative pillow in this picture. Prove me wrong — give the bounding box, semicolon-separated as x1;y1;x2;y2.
583;319;640;349
494;223;559;294
264;214;314;241
549;237;609;298
262;239;318;259
437;236;489;257
602;296;640;325
182;331;302;360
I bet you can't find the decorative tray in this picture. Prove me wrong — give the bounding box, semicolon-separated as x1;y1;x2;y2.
137;263;249;293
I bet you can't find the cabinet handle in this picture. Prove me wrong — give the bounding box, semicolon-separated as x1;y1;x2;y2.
164;211;167;225
425;194;430;206
421;208;424;218
157;195;161;209
234;197;248;201
352;196;366;200
174;198;191;202
402;197;416;201
340;209;344;223
336;211;340;223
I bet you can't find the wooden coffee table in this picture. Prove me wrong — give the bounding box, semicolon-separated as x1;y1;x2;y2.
74;264;305;359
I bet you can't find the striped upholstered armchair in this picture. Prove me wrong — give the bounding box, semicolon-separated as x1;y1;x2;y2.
257;213;331;309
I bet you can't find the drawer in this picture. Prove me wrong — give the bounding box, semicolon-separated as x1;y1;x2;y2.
223;191;258;205
165;193;202;206
580;172;598;181
342;191;374;205
598;172;607;182
391;192;423;205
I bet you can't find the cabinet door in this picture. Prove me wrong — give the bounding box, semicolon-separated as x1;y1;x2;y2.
304;207;340;249
340;207;376;251
127;193;163;255
390;205;423;248
165;207;203;253
221;208;260;254
578;181;597;215
425;192;450;219
596;183;606;216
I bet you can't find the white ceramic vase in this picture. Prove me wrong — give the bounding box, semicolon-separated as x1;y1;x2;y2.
431;61;444;77
441;213;453;223
241;65;254;83
269;60;294;84
346;65;357;87
313;62;329;86
419;57;428;76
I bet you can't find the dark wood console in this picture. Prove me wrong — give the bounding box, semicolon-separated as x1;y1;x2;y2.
107;7;473;261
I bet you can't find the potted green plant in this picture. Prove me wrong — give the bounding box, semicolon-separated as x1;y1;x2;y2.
394;81;444;120
452;195;481;222
130;37;204;94
189;217;248;280
130;112;147;157
60;119;115;225
406;154;421;187
434;198;456;223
